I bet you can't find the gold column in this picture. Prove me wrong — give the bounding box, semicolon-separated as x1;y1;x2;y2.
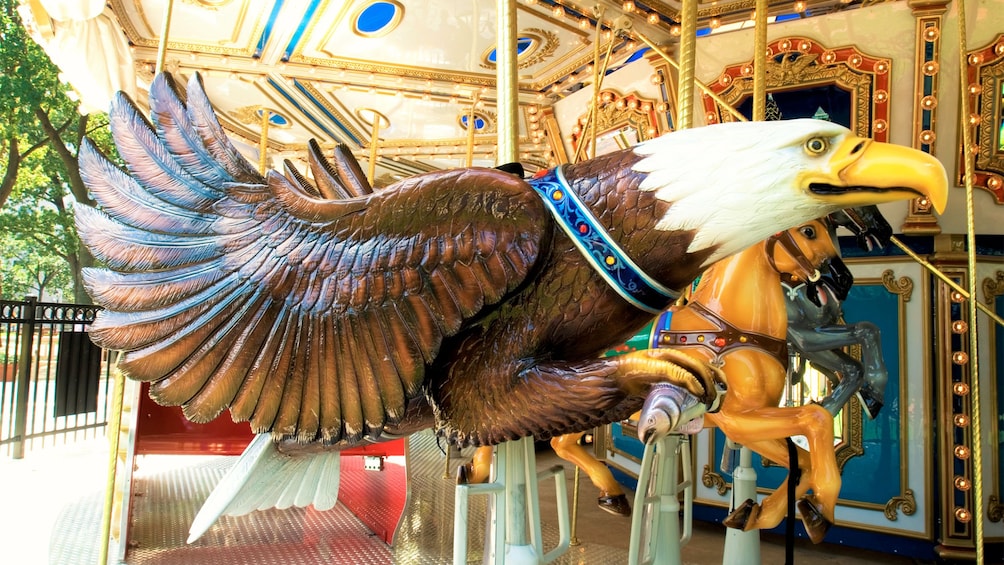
751;0;768;122
496;0;518;165
677;0;698;130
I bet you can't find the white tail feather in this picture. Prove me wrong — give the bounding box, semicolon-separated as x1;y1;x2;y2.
187;434;341;543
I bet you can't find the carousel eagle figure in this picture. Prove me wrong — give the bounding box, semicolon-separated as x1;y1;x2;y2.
76;73;947;540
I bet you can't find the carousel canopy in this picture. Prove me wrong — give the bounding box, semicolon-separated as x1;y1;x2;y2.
21;0;875;184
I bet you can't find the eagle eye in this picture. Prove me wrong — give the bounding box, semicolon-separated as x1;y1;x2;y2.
804;137;828;155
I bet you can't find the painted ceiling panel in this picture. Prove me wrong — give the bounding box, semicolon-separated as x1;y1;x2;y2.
115;0;275;54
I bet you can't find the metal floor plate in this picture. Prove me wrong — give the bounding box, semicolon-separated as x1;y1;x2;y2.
112;431;626;564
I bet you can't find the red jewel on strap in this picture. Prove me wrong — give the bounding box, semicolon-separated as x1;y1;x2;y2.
713;337;727;347
680;336;687;343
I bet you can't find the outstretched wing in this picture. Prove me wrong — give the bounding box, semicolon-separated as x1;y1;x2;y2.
77;73;548;444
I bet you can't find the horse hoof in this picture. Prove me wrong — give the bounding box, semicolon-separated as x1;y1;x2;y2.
723;498;760;531
796;497;833;544
597;494;632;517
456;463;471;485
856;388;884;420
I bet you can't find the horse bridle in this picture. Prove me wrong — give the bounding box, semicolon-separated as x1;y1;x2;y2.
765;229;822;283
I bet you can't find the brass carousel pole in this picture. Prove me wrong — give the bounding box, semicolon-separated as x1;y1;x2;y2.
721;3;768;563
889;237;1004;327
102;1;176;561
155;0;174;75
954;0;985;561
97;364;125;565
677;0;697;131
589;6;606;161
259;109;270;176
752;0;768;123
368;118;381;187
465;93;479;167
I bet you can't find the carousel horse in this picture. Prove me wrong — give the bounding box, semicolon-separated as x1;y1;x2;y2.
785;205;892;419
652;218;842;543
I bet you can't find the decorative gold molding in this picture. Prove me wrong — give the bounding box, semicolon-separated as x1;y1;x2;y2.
114;0;260;55
989;495;1003;523
702;464;728;496
982;271;1004;304
962;34;1004;203
901;5;944;234
881;270;914;302
835;395;865;471
702;37;890;142
885;488;917;521
984;270;1003;524
570;90;661;158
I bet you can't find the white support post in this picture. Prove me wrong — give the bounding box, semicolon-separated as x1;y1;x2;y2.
722;446;761;564
453;437;570;565
627;434;695;565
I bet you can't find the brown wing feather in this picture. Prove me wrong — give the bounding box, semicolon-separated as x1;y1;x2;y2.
76;72;549;443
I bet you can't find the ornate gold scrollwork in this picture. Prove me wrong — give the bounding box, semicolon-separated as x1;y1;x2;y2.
702;37;890;143
982;270;1004;304
702;464;728;496
989;495;1003;522
884;488;917;521
882;269;914;302
962;34;1004;203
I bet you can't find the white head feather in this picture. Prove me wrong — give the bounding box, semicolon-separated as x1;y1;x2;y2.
632;119;853;266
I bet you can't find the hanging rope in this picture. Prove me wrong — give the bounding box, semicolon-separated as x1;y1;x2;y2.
954;1;985;562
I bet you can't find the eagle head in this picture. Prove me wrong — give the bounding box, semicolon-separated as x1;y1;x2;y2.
631;118;948;267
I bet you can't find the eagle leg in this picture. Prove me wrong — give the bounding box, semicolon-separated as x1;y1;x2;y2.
432;348;720;447
609;348;721;403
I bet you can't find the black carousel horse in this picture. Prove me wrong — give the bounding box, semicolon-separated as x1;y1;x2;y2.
783;205;892;419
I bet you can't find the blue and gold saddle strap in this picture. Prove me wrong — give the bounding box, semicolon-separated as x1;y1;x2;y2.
529;167;679;314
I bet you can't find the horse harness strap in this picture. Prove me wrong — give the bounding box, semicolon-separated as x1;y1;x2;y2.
654;301;789;366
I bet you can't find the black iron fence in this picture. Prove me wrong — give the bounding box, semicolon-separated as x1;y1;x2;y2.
1;297;115;458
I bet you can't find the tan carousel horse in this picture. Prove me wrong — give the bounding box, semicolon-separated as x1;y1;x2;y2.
462;218;842;533
650;217;841;543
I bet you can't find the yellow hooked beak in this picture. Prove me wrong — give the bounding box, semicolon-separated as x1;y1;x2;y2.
803;136;949;214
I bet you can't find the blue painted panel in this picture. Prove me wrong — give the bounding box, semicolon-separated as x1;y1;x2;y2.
830;284;903;503
611;421;645;460
254;1;285;59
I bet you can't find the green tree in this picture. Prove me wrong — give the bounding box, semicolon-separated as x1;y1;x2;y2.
0;0;117;304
